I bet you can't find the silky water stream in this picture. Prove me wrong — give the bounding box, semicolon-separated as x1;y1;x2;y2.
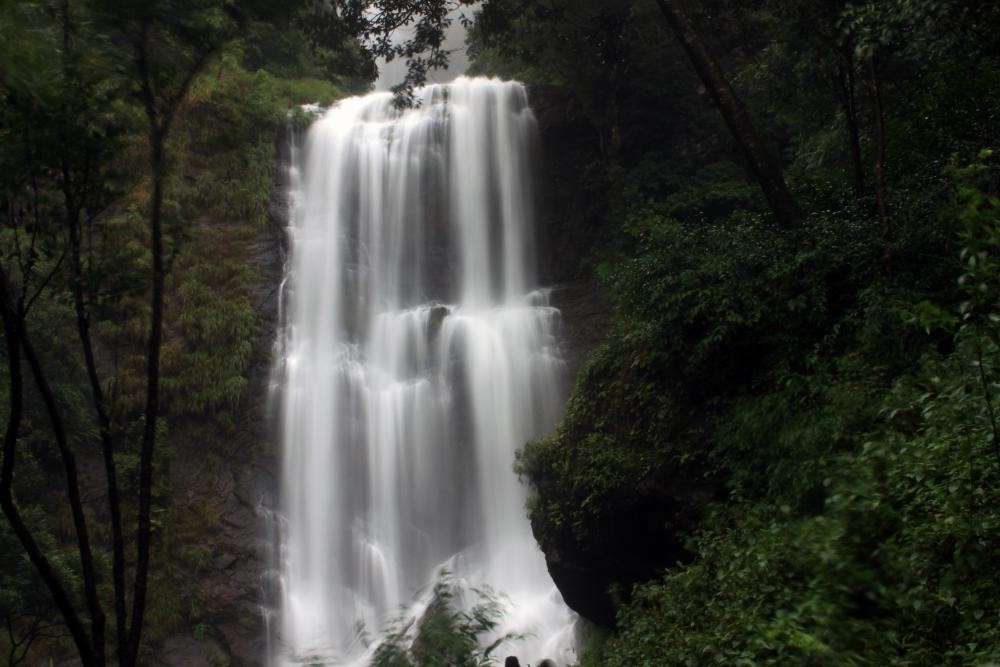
270;77;577;666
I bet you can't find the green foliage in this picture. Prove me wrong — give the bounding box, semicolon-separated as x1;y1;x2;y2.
595;333;1000;665
519;146;891;603
192;622;210;641
607;215;835;380
469;0;722;163
518;334;687;550
0;507;75;664
563;164;1000;665
84;42;342;423
371;573;517;667
0;0;353;660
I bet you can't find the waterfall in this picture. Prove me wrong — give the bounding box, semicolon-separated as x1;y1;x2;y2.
272;77;578;665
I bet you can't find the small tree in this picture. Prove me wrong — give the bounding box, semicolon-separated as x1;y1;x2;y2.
372;572;520;667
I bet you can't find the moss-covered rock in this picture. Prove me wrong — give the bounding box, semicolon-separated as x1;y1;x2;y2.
518;332;723;626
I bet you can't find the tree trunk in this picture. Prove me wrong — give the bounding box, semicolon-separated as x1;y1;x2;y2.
61;0;128;650
20;300;106;665
653;0;802;229
0;266;97;667
125;124;165;667
835;60;866;202
125;21;215;663
869;56;891;275
69;203;128;663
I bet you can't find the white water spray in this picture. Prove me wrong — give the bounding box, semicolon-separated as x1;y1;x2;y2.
274;77;576;665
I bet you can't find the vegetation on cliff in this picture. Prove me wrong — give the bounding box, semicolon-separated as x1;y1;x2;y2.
471;0;1000;664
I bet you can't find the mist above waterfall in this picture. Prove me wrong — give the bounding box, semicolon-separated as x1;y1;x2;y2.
274;77;578;665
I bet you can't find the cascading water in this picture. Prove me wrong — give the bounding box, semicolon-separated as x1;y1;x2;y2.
273;77;577;665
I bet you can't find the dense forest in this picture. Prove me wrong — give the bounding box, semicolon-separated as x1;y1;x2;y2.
2;0;1000;665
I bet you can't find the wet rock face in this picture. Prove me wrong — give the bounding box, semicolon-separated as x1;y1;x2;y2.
203;165;287;667
549;281;611;383
538;468;721;628
155;635;230;667
158;421;273;666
